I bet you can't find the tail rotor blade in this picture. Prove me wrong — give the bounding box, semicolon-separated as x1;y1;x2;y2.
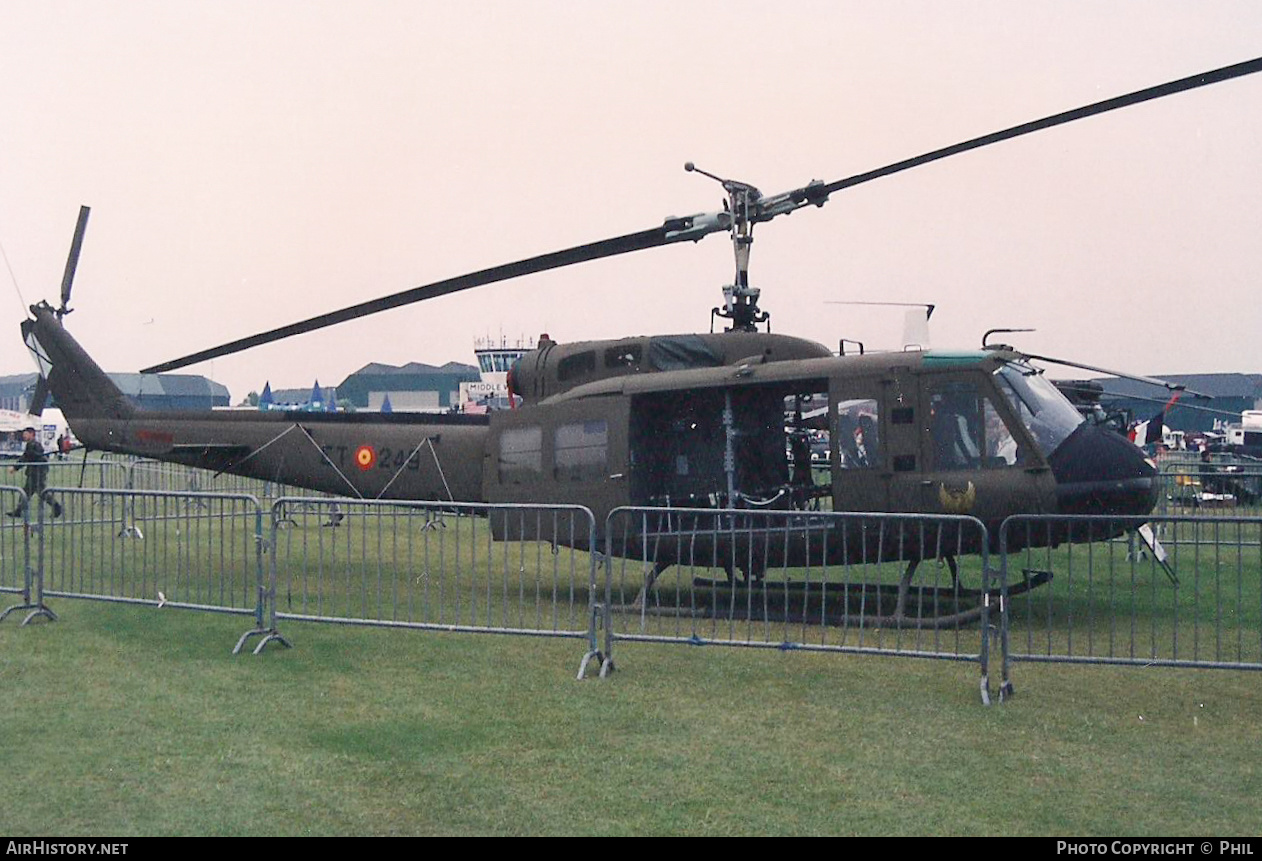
60;205;91;315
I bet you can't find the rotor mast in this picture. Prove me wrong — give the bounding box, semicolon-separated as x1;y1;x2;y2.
684;162;765;331
684;162;831;331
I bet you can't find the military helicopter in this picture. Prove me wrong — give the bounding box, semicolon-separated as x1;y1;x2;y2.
20;57;1261;625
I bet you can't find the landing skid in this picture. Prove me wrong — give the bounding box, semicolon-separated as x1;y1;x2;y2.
617;557;1052;629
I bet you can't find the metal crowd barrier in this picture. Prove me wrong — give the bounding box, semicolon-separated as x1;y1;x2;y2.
32;487;272;651
124;459;322;501
266;498;604;674
0;487;28;595
602;507;997;701
0;487;46;626
8;478;1261;703
36;458;129;490
998;514;1262;693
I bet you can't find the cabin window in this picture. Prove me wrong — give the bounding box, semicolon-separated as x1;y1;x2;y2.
836;398;881;469
605;344;642;368
554;420;608;481
647;336;723;371
557;351;596;382
499;426;542;482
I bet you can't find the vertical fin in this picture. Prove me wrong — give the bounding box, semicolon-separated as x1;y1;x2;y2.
21;303;136;421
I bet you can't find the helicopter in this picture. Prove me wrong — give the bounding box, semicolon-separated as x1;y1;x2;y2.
19;56;1261;625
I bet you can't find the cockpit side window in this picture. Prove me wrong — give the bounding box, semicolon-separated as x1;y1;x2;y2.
930;383;981;470
929;381;1023;470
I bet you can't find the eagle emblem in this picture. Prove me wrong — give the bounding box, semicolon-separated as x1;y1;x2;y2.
938;481;976;514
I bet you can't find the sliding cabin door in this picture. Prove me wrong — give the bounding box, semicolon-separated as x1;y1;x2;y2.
485;399;630;529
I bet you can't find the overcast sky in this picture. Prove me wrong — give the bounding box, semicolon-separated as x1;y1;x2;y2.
1;1;1259;403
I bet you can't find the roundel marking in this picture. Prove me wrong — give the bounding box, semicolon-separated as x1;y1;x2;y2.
355;445;377;471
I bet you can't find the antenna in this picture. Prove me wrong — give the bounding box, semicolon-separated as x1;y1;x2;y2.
982;327;1035;349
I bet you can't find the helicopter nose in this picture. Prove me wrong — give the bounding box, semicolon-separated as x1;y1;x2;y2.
1047;424;1159;516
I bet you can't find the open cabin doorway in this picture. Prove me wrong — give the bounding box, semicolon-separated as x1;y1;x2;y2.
628;379;830;510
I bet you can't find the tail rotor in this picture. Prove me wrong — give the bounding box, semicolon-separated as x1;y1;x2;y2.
29;204;90;416
58;205;90;319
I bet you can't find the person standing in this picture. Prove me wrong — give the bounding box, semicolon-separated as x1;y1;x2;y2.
8;427;62;519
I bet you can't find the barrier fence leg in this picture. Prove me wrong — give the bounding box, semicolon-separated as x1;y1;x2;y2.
120;464;143;538
600;540;615;678
577;534;612;678
998;532;1014;702
0;500;57;626
576;602;604;679
232;506;291;655
598;599;615;678
978;551;992;707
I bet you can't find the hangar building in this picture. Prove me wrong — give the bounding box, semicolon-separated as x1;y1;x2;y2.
0;372;230;413
333;361;480;412
1092;373;1262;433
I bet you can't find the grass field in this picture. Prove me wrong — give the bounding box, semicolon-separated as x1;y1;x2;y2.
2;596;1260;836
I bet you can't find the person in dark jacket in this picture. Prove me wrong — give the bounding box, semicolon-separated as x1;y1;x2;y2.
8;427;61;519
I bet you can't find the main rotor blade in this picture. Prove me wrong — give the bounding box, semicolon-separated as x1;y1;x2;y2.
143;56;1262;373
1081;387;1240;419
141;221;703;373
60;205;90;312
813;56;1262;197
1025;352;1213;399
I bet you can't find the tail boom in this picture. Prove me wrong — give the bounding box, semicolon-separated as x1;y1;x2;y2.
21;303;489;502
